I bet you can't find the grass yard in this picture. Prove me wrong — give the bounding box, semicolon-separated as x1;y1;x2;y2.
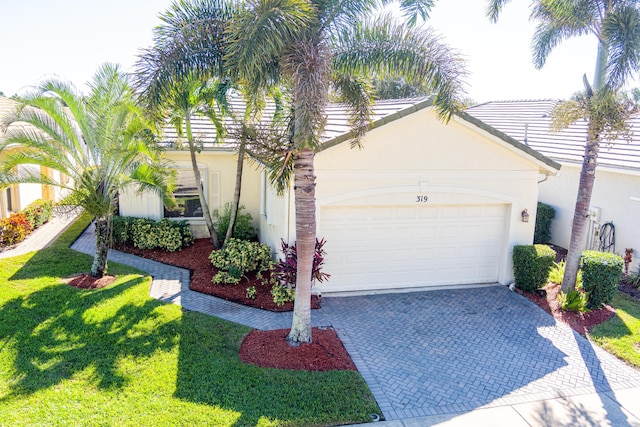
0;214;379;427
589;291;640;369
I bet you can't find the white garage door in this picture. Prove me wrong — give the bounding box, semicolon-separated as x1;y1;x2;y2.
319;204;507;293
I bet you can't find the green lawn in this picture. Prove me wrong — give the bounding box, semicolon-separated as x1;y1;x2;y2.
0;214;379;427
589;291;640;369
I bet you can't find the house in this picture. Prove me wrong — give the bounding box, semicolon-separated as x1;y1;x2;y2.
0;97;64;219
121;98;560;294
466;100;640;261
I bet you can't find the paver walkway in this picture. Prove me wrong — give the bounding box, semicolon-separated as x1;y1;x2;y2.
69;223;640;425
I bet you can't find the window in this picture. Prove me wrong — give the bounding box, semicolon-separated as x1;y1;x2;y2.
164;169;204;218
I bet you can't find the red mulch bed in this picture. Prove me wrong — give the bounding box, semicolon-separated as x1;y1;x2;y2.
114;239;320;312
114;239;344;371
519;282;616;335
63;274;116;289
240;327;356;371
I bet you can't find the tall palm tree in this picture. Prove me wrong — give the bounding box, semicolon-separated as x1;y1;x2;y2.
228;1;465;345
487;0;640;292
0;64;175;277
136;71;228;249
139;0;466;344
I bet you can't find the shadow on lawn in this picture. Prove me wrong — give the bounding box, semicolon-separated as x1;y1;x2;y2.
172;309;378;427
0;274;178;399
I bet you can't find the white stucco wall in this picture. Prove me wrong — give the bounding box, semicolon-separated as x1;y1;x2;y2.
119;150;262;239
259;108;555;287
539;164;640;258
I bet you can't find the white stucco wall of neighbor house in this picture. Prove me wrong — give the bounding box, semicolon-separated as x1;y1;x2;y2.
539;165;640;258
119;150;262;239
259;108;555;294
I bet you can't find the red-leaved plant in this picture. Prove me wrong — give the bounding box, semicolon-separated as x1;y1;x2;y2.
275;238;330;287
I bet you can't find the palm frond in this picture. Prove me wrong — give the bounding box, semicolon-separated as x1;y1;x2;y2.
332;16;467;120
486;0;512;23
603;4;640;89
331;73;373;147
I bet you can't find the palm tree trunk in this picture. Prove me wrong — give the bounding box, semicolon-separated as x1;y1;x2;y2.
561;125;600;292
222;138;246;249
186;118;221;249
90;215;110;278
287;148;316;345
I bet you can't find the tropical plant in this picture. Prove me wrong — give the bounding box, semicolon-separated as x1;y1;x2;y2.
275;238;330;287
133;69;228;249
214;202;256;241
558;289;589;312
139;0;465;344
487;0;640;293
0;64;175;277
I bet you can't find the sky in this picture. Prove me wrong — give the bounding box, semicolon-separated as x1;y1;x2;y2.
0;0;602;103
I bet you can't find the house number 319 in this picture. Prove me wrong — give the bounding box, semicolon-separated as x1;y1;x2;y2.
416;195;429;203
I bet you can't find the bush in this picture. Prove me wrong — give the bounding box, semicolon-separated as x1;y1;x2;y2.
558;289;589;312
512;244;556;292
534;202;556;244
549;261;583;288
215;203;256;241
112;216;194;252
271;284;295;306
111;216;135;245
131;218;158;250
22;199;54;230
275;238;330;287
209;238;273;285
629;265;640;288
581;250;623;309
0;212;32;247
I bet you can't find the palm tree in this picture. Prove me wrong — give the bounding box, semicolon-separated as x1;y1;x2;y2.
487;0;640;292
139;0;465;344
135;71;228;249
228;2;465;345
0;64;175;277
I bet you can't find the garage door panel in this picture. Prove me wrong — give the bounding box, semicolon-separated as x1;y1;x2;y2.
320;204;507;292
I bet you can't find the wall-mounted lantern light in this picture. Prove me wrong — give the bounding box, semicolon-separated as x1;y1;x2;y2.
521;209;530;223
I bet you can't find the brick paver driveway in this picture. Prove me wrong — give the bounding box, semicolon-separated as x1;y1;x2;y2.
316;286;640;421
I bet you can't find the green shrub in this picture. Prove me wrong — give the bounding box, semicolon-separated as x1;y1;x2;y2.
131;218;158;250
534;202;556;244
215;203;256;241
512;244;556;292
155;219;184;252
558;289;589;312
114;216;195;252
111;216;135;245
271;284;295;306
581;250;623;309
549;261;583;288
22;199;54;229
246;286;257;300
0;212;32;247
629;265;640;288
209;238;273;285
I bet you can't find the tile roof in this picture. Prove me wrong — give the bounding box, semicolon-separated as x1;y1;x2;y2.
466;99;640;172
160;97;435;148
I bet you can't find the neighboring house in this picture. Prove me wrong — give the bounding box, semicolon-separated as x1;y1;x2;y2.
0;97;65;219
122;98;560;294
467;100;640;260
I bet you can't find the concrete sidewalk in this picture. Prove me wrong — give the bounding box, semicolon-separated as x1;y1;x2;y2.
0;212;78;259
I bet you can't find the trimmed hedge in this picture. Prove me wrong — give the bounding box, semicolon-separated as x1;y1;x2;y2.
581;250;623;308
534;202;556;244
111;216;194;252
513;244;556;292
